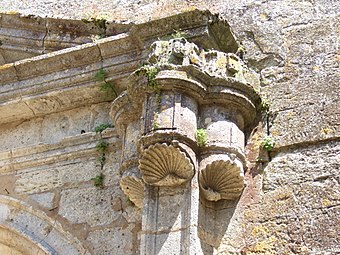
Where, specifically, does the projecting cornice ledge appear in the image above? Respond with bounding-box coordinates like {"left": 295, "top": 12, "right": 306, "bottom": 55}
{"left": 0, "top": 9, "right": 241, "bottom": 125}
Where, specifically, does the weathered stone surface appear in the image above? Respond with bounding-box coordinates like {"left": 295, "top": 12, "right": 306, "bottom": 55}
{"left": 220, "top": 0, "right": 340, "bottom": 148}
{"left": 15, "top": 159, "right": 98, "bottom": 194}
{"left": 237, "top": 141, "right": 340, "bottom": 254}
{"left": 87, "top": 225, "right": 137, "bottom": 255}
{"left": 0, "top": 196, "right": 87, "bottom": 254}
{"left": 0, "top": 225, "right": 48, "bottom": 255}
{"left": 0, "top": 3, "right": 339, "bottom": 255}
{"left": 59, "top": 187, "right": 121, "bottom": 227}
{"left": 29, "top": 192, "right": 55, "bottom": 209}
{"left": 0, "top": 103, "right": 112, "bottom": 151}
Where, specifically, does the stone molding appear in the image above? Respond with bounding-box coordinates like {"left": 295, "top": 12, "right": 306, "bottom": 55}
{"left": 0, "top": 12, "right": 131, "bottom": 64}
{"left": 0, "top": 9, "right": 238, "bottom": 126}
{"left": 0, "top": 128, "right": 118, "bottom": 174}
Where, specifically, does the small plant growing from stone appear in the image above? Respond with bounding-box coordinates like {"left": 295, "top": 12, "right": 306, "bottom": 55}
{"left": 95, "top": 123, "right": 113, "bottom": 133}
{"left": 81, "top": 17, "right": 107, "bottom": 38}
{"left": 92, "top": 123, "right": 113, "bottom": 188}
{"left": 91, "top": 173, "right": 104, "bottom": 188}
{"left": 96, "top": 139, "right": 109, "bottom": 154}
{"left": 195, "top": 128, "right": 208, "bottom": 147}
{"left": 151, "top": 109, "right": 161, "bottom": 131}
{"left": 260, "top": 98, "right": 271, "bottom": 113}
{"left": 170, "top": 30, "right": 188, "bottom": 39}
{"left": 135, "top": 65, "right": 160, "bottom": 91}
{"left": 94, "top": 69, "right": 117, "bottom": 97}
{"left": 262, "top": 135, "right": 275, "bottom": 151}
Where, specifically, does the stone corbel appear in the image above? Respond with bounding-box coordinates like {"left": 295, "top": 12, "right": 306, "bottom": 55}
{"left": 111, "top": 37, "right": 259, "bottom": 206}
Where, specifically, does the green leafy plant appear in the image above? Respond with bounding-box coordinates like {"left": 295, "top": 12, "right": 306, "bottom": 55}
{"left": 94, "top": 69, "right": 107, "bottom": 81}
{"left": 82, "top": 18, "right": 106, "bottom": 38}
{"left": 195, "top": 128, "right": 208, "bottom": 147}
{"left": 135, "top": 65, "right": 160, "bottom": 90}
{"left": 260, "top": 98, "right": 271, "bottom": 113}
{"left": 92, "top": 123, "right": 112, "bottom": 188}
{"left": 262, "top": 135, "right": 275, "bottom": 151}
{"left": 95, "top": 123, "right": 113, "bottom": 133}
{"left": 94, "top": 69, "right": 117, "bottom": 97}
{"left": 98, "top": 154, "right": 106, "bottom": 165}
{"left": 91, "top": 173, "right": 104, "bottom": 188}
{"left": 152, "top": 121, "right": 160, "bottom": 130}
{"left": 96, "top": 139, "right": 109, "bottom": 153}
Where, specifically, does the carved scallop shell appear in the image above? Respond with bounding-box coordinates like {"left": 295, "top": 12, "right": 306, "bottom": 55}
{"left": 139, "top": 143, "right": 194, "bottom": 186}
{"left": 120, "top": 176, "right": 144, "bottom": 208}
{"left": 199, "top": 160, "right": 244, "bottom": 201}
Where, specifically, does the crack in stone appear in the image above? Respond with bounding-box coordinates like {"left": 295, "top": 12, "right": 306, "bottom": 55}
{"left": 42, "top": 20, "right": 48, "bottom": 54}
{"left": 23, "top": 101, "right": 36, "bottom": 117}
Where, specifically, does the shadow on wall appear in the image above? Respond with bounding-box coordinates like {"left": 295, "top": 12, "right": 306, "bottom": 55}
{"left": 198, "top": 198, "right": 238, "bottom": 253}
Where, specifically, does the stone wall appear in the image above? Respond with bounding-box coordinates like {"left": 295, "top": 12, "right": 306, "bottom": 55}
{"left": 0, "top": 1, "right": 339, "bottom": 254}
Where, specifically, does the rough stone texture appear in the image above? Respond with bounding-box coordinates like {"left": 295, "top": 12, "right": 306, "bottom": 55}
{"left": 0, "top": 102, "right": 112, "bottom": 151}
{"left": 0, "top": 1, "right": 339, "bottom": 254}
{"left": 220, "top": 0, "right": 340, "bottom": 148}
{"left": 236, "top": 141, "right": 340, "bottom": 255}
{"left": 59, "top": 187, "right": 122, "bottom": 227}
{"left": 29, "top": 192, "right": 55, "bottom": 209}
{"left": 87, "top": 224, "right": 138, "bottom": 255}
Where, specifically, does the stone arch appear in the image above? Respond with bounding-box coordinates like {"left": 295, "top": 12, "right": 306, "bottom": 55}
{"left": 0, "top": 195, "right": 87, "bottom": 255}
{"left": 0, "top": 225, "right": 48, "bottom": 255}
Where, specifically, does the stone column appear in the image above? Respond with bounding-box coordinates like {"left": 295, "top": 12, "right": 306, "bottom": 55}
{"left": 198, "top": 105, "right": 246, "bottom": 204}
{"left": 138, "top": 86, "right": 202, "bottom": 255}
{"left": 197, "top": 105, "right": 246, "bottom": 248}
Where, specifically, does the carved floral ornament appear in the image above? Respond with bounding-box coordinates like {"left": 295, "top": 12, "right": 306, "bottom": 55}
{"left": 111, "top": 38, "right": 260, "bottom": 208}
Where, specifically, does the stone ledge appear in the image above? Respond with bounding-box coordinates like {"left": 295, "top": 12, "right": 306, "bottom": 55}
{"left": 0, "top": 10, "right": 239, "bottom": 125}
{"left": 0, "top": 12, "right": 132, "bottom": 64}
{"left": 0, "top": 128, "right": 120, "bottom": 173}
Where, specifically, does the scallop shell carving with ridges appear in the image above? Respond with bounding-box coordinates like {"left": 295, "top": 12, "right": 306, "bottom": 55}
{"left": 199, "top": 160, "right": 244, "bottom": 201}
{"left": 120, "top": 176, "right": 144, "bottom": 208}
{"left": 139, "top": 143, "right": 194, "bottom": 186}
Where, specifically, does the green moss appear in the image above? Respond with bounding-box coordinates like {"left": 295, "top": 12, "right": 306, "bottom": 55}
{"left": 91, "top": 173, "right": 104, "bottom": 188}
{"left": 170, "top": 30, "right": 188, "bottom": 39}
{"left": 82, "top": 18, "right": 106, "bottom": 38}
{"left": 195, "top": 128, "right": 208, "bottom": 147}
{"left": 260, "top": 98, "right": 271, "bottom": 113}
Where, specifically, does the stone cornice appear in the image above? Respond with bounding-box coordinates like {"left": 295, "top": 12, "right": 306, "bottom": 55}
{"left": 0, "top": 129, "right": 119, "bottom": 174}
{"left": 0, "top": 12, "right": 132, "bottom": 63}
{"left": 0, "top": 9, "right": 239, "bottom": 125}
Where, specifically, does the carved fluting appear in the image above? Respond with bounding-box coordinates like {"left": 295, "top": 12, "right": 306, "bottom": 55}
{"left": 120, "top": 176, "right": 144, "bottom": 208}
{"left": 199, "top": 160, "right": 244, "bottom": 201}
{"left": 139, "top": 143, "right": 194, "bottom": 186}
